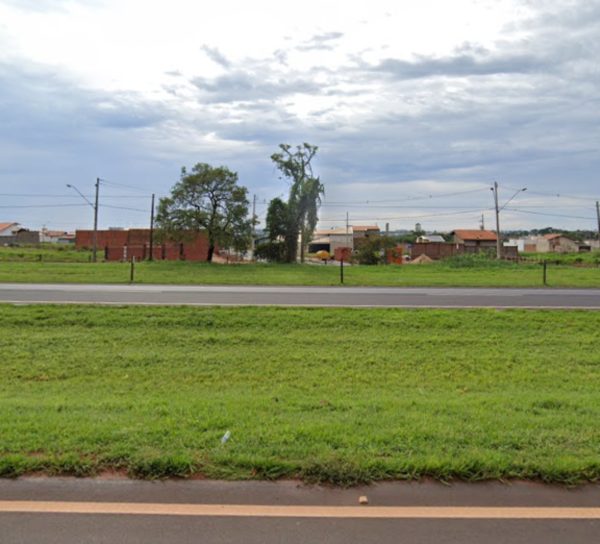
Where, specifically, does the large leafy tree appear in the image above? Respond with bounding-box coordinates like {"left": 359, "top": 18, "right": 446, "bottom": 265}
{"left": 270, "top": 143, "right": 324, "bottom": 262}
{"left": 156, "top": 163, "right": 252, "bottom": 262}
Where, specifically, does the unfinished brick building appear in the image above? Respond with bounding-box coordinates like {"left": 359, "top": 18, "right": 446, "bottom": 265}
{"left": 75, "top": 229, "right": 210, "bottom": 262}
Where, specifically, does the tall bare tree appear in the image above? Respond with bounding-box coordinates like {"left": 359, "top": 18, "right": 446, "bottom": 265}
{"left": 270, "top": 143, "right": 324, "bottom": 262}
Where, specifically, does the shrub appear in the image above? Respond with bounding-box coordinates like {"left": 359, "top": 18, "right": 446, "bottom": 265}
{"left": 254, "top": 241, "right": 287, "bottom": 262}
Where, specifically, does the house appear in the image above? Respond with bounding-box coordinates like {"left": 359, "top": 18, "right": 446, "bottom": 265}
{"left": 309, "top": 228, "right": 353, "bottom": 254}
{"left": 40, "top": 228, "right": 75, "bottom": 244}
{"left": 308, "top": 225, "right": 380, "bottom": 254}
{"left": 452, "top": 229, "right": 497, "bottom": 248}
{"left": 536, "top": 234, "right": 580, "bottom": 254}
{"left": 416, "top": 234, "right": 445, "bottom": 243}
{"left": 0, "top": 222, "right": 22, "bottom": 237}
{"left": 584, "top": 239, "right": 600, "bottom": 250}
{"left": 506, "top": 237, "right": 539, "bottom": 253}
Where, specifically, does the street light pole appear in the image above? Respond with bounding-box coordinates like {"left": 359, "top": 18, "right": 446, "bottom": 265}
{"left": 492, "top": 182, "right": 501, "bottom": 259}
{"left": 66, "top": 181, "right": 99, "bottom": 262}
{"left": 149, "top": 193, "right": 155, "bottom": 261}
{"left": 491, "top": 183, "right": 527, "bottom": 260}
{"left": 92, "top": 178, "right": 100, "bottom": 263}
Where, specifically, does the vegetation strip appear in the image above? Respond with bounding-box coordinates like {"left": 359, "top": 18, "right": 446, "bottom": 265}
{"left": 1, "top": 502, "right": 600, "bottom": 519}
{"left": 1, "top": 304, "right": 599, "bottom": 483}
{"left": 0, "top": 258, "right": 598, "bottom": 287}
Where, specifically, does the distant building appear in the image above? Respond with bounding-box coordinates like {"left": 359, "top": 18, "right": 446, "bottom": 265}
{"left": 416, "top": 234, "right": 445, "bottom": 243}
{"left": 584, "top": 239, "right": 600, "bottom": 250}
{"left": 309, "top": 228, "right": 353, "bottom": 254}
{"left": 506, "top": 236, "right": 539, "bottom": 253}
{"left": 536, "top": 233, "right": 581, "bottom": 253}
{"left": 40, "top": 228, "right": 75, "bottom": 244}
{"left": 0, "top": 222, "right": 22, "bottom": 237}
{"left": 412, "top": 229, "right": 517, "bottom": 260}
{"left": 308, "top": 225, "right": 380, "bottom": 254}
{"left": 451, "top": 229, "right": 497, "bottom": 249}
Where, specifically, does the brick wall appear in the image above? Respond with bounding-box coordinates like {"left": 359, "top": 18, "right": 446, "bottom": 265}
{"left": 79, "top": 229, "right": 211, "bottom": 262}
{"left": 334, "top": 247, "right": 352, "bottom": 261}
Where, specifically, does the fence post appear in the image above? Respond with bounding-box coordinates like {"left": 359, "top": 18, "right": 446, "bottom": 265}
{"left": 340, "top": 257, "right": 344, "bottom": 284}
{"left": 130, "top": 256, "right": 135, "bottom": 283}
{"left": 543, "top": 260, "right": 547, "bottom": 286}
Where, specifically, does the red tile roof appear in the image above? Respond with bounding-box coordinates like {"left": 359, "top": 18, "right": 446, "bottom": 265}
{"left": 543, "top": 233, "right": 562, "bottom": 240}
{"left": 0, "top": 222, "right": 18, "bottom": 233}
{"left": 453, "top": 229, "right": 497, "bottom": 241}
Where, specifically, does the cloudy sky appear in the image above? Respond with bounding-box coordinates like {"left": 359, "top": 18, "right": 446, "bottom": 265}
{"left": 1, "top": 0, "right": 598, "bottom": 233}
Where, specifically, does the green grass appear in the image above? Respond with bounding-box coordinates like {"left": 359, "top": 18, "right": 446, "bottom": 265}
{"left": 0, "top": 259, "right": 598, "bottom": 287}
{"left": 0, "top": 244, "right": 93, "bottom": 263}
{"left": 521, "top": 251, "right": 600, "bottom": 265}
{"left": 1, "top": 304, "right": 599, "bottom": 484}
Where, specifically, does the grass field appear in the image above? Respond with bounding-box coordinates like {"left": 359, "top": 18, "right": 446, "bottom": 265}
{"left": 1, "top": 304, "right": 599, "bottom": 483}
{"left": 0, "top": 259, "right": 598, "bottom": 287}
{"left": 0, "top": 244, "right": 93, "bottom": 263}
{"left": 521, "top": 251, "right": 600, "bottom": 265}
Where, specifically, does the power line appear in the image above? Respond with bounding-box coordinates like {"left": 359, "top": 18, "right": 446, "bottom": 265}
{"left": 99, "top": 179, "right": 151, "bottom": 194}
{"left": 503, "top": 186, "right": 598, "bottom": 202}
{"left": 321, "top": 204, "right": 490, "bottom": 209}
{"left": 0, "top": 193, "right": 149, "bottom": 199}
{"left": 101, "top": 204, "right": 148, "bottom": 213}
{"left": 318, "top": 209, "right": 490, "bottom": 222}
{"left": 0, "top": 203, "right": 89, "bottom": 209}
{"left": 504, "top": 208, "right": 596, "bottom": 220}
{"left": 322, "top": 187, "right": 488, "bottom": 205}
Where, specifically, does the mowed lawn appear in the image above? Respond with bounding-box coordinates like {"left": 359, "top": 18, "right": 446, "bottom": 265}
{"left": 0, "top": 260, "right": 598, "bottom": 287}
{"left": 1, "top": 304, "right": 599, "bottom": 484}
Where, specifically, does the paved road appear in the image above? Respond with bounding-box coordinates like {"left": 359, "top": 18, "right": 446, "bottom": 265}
{"left": 1, "top": 283, "right": 600, "bottom": 308}
{"left": 1, "top": 479, "right": 599, "bottom": 543}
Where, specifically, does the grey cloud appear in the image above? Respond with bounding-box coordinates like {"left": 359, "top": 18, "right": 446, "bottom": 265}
{"left": 518, "top": 0, "right": 600, "bottom": 31}
{"left": 201, "top": 45, "right": 231, "bottom": 68}
{"left": 191, "top": 70, "right": 323, "bottom": 103}
{"left": 296, "top": 31, "right": 344, "bottom": 51}
{"left": 366, "top": 52, "right": 542, "bottom": 80}
{"left": 0, "top": 63, "right": 169, "bottom": 134}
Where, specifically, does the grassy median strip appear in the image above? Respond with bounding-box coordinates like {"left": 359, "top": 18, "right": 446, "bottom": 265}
{"left": 0, "top": 260, "right": 598, "bottom": 287}
{"left": 1, "top": 304, "right": 599, "bottom": 484}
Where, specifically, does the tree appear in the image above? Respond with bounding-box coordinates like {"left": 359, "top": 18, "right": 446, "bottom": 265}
{"left": 270, "top": 143, "right": 324, "bottom": 263}
{"left": 354, "top": 237, "right": 397, "bottom": 265}
{"left": 156, "top": 163, "right": 252, "bottom": 262}
{"left": 265, "top": 197, "right": 290, "bottom": 242}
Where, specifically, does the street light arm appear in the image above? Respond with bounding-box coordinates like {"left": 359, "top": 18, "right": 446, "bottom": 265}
{"left": 499, "top": 188, "right": 527, "bottom": 211}
{"left": 66, "top": 184, "right": 95, "bottom": 209}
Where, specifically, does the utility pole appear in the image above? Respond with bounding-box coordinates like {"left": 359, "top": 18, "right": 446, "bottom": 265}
{"left": 149, "top": 193, "right": 155, "bottom": 261}
{"left": 346, "top": 211, "right": 350, "bottom": 249}
{"left": 490, "top": 182, "right": 527, "bottom": 260}
{"left": 92, "top": 177, "right": 100, "bottom": 263}
{"left": 252, "top": 194, "right": 257, "bottom": 260}
{"left": 492, "top": 181, "right": 501, "bottom": 259}
{"left": 480, "top": 214, "right": 485, "bottom": 231}
{"left": 596, "top": 201, "right": 600, "bottom": 244}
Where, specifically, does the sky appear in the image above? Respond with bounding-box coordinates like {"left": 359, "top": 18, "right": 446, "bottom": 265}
{"left": 0, "top": 0, "right": 599, "bottom": 233}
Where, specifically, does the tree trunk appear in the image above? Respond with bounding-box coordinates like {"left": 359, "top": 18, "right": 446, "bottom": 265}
{"left": 207, "top": 243, "right": 215, "bottom": 262}
{"left": 300, "top": 229, "right": 305, "bottom": 263}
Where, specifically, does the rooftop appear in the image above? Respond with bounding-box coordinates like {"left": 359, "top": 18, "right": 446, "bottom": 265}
{"left": 452, "top": 229, "right": 497, "bottom": 241}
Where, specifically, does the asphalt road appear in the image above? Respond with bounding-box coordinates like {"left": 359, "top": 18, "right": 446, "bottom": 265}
{"left": 1, "top": 283, "right": 600, "bottom": 308}
{"left": 1, "top": 479, "right": 599, "bottom": 544}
